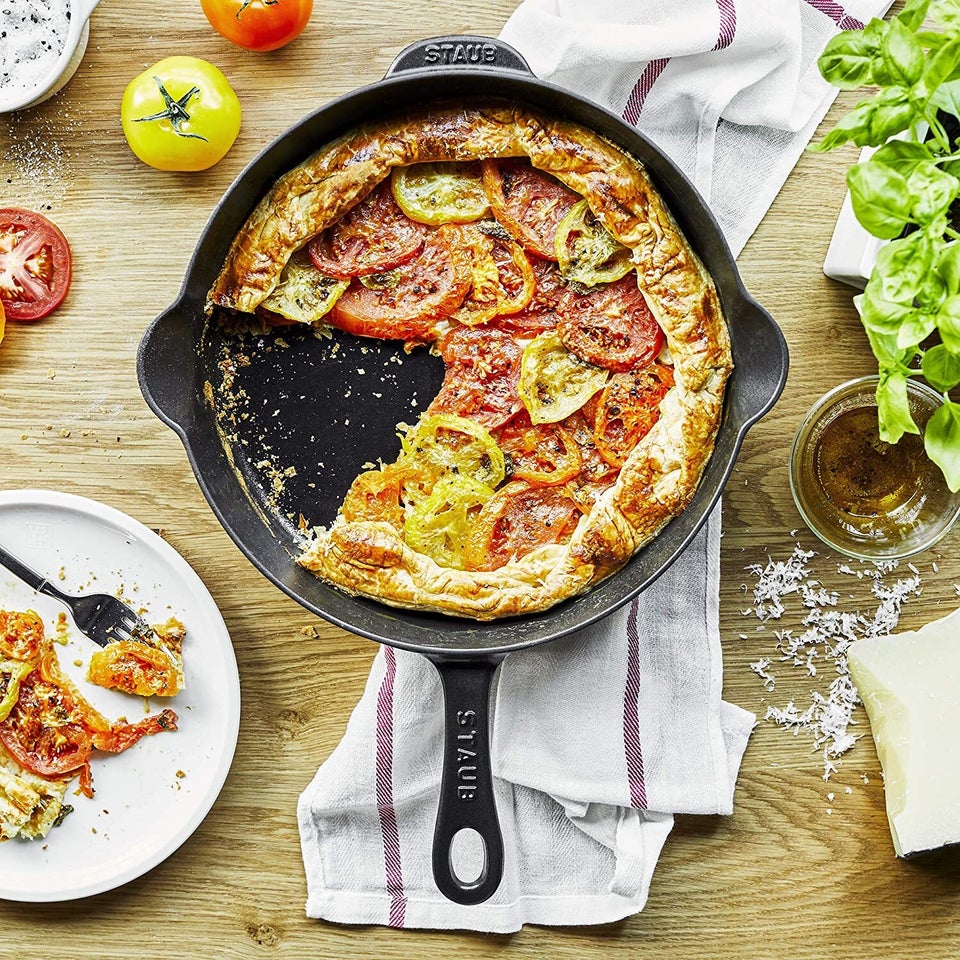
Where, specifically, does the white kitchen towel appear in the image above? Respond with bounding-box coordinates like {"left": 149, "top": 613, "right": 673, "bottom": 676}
{"left": 299, "top": 509, "right": 755, "bottom": 931}
{"left": 500, "top": 0, "right": 893, "bottom": 257}
{"left": 298, "top": 0, "right": 891, "bottom": 932}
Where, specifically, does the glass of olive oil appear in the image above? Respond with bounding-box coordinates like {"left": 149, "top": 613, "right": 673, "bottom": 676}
{"left": 790, "top": 377, "right": 960, "bottom": 559}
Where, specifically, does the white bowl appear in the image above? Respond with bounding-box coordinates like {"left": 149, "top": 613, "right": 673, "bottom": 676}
{"left": 0, "top": 0, "right": 101, "bottom": 113}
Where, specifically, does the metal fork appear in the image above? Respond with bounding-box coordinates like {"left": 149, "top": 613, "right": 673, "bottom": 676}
{"left": 0, "top": 543, "right": 151, "bottom": 647}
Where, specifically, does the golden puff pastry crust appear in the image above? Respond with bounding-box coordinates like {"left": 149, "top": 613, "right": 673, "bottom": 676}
{"left": 208, "top": 99, "right": 733, "bottom": 620}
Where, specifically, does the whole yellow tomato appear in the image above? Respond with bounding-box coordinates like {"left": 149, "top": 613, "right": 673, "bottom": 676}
{"left": 201, "top": 0, "right": 313, "bottom": 52}
{"left": 121, "top": 57, "right": 242, "bottom": 172}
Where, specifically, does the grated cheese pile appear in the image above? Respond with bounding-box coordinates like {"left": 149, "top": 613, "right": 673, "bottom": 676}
{"left": 743, "top": 546, "right": 922, "bottom": 780}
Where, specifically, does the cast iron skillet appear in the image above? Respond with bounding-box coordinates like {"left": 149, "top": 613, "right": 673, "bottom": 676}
{"left": 138, "top": 36, "right": 788, "bottom": 905}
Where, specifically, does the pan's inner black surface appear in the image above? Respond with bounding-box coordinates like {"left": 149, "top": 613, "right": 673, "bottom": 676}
{"left": 206, "top": 325, "right": 445, "bottom": 536}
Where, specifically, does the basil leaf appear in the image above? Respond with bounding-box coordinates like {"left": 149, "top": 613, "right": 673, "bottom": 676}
{"left": 847, "top": 162, "right": 913, "bottom": 237}
{"left": 896, "top": 309, "right": 939, "bottom": 348}
{"left": 878, "top": 18, "right": 925, "bottom": 88}
{"left": 937, "top": 293, "right": 960, "bottom": 350}
{"left": 877, "top": 369, "right": 920, "bottom": 443}
{"left": 863, "top": 16, "right": 890, "bottom": 50}
{"left": 818, "top": 31, "right": 879, "bottom": 88}
{"left": 897, "top": 0, "right": 932, "bottom": 31}
{"left": 938, "top": 241, "right": 960, "bottom": 296}
{"left": 870, "top": 139, "right": 935, "bottom": 177}
{"left": 924, "top": 399, "right": 960, "bottom": 491}
{"left": 907, "top": 163, "right": 960, "bottom": 223}
{"left": 930, "top": 77, "right": 960, "bottom": 119}
{"left": 864, "top": 87, "right": 915, "bottom": 144}
{"left": 918, "top": 267, "right": 948, "bottom": 311}
{"left": 931, "top": 0, "right": 960, "bottom": 30}
{"left": 922, "top": 343, "right": 960, "bottom": 391}
{"left": 859, "top": 286, "right": 915, "bottom": 335}
{"left": 859, "top": 311, "right": 918, "bottom": 368}
{"left": 873, "top": 232, "right": 936, "bottom": 301}
{"left": 921, "top": 41, "right": 960, "bottom": 102}
{"left": 811, "top": 99, "right": 878, "bottom": 151}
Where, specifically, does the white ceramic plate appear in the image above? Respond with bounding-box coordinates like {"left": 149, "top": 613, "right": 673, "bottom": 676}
{"left": 0, "top": 489, "right": 240, "bottom": 902}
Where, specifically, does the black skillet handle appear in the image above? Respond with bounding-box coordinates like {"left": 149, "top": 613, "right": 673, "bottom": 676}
{"left": 429, "top": 655, "right": 505, "bottom": 905}
{"left": 137, "top": 300, "right": 200, "bottom": 434}
{"left": 385, "top": 35, "right": 533, "bottom": 77}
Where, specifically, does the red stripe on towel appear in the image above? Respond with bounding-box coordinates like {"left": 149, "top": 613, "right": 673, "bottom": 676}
{"left": 802, "top": 0, "right": 864, "bottom": 29}
{"left": 623, "top": 598, "right": 648, "bottom": 809}
{"left": 622, "top": 0, "right": 739, "bottom": 124}
{"left": 622, "top": 57, "right": 670, "bottom": 125}
{"left": 376, "top": 646, "right": 407, "bottom": 928}
{"left": 713, "top": 0, "right": 738, "bottom": 50}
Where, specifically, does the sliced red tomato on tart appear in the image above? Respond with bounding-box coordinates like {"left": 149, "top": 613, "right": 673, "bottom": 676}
{"left": 427, "top": 325, "right": 524, "bottom": 430}
{"left": 493, "top": 410, "right": 581, "bottom": 487}
{"left": 496, "top": 256, "right": 566, "bottom": 335}
{"left": 594, "top": 363, "right": 675, "bottom": 468}
{"left": 467, "top": 480, "right": 583, "bottom": 570}
{"left": 329, "top": 225, "right": 471, "bottom": 340}
{"left": 480, "top": 159, "right": 580, "bottom": 260}
{"left": 557, "top": 274, "right": 665, "bottom": 373}
{"left": 308, "top": 182, "right": 426, "bottom": 279}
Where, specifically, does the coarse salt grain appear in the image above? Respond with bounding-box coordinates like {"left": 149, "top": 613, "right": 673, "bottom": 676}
{"left": 743, "top": 545, "right": 921, "bottom": 780}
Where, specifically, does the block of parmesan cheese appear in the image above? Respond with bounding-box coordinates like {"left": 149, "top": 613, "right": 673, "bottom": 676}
{"left": 848, "top": 605, "right": 960, "bottom": 857}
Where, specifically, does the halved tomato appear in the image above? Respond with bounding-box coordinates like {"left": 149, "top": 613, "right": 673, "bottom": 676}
{"left": 0, "top": 208, "right": 72, "bottom": 321}
{"left": 494, "top": 410, "right": 581, "bottom": 486}
{"left": 329, "top": 225, "right": 471, "bottom": 340}
{"left": 481, "top": 159, "right": 579, "bottom": 260}
{"left": 427, "top": 325, "right": 524, "bottom": 430}
{"left": 467, "top": 480, "right": 582, "bottom": 570}
{"left": 557, "top": 274, "right": 664, "bottom": 373}
{"left": 594, "top": 363, "right": 675, "bottom": 467}
{"left": 308, "top": 182, "right": 426, "bottom": 279}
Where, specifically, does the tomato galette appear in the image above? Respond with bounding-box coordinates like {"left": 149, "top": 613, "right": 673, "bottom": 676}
{"left": 0, "top": 610, "right": 178, "bottom": 841}
{"left": 208, "top": 101, "right": 732, "bottom": 619}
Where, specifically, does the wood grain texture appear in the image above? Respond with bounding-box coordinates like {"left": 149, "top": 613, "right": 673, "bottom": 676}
{"left": 2, "top": 0, "right": 960, "bottom": 956}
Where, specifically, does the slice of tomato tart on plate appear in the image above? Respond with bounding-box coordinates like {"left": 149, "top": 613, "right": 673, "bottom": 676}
{"left": 207, "top": 100, "right": 732, "bottom": 620}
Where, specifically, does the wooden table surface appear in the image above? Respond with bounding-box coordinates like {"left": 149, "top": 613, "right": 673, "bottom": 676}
{"left": 3, "top": 1, "right": 960, "bottom": 957}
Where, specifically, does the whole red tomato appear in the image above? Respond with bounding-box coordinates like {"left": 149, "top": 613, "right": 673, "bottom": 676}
{"left": 200, "top": 0, "right": 313, "bottom": 52}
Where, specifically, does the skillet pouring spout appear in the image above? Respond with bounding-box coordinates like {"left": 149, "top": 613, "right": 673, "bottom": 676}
{"left": 138, "top": 297, "right": 203, "bottom": 436}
